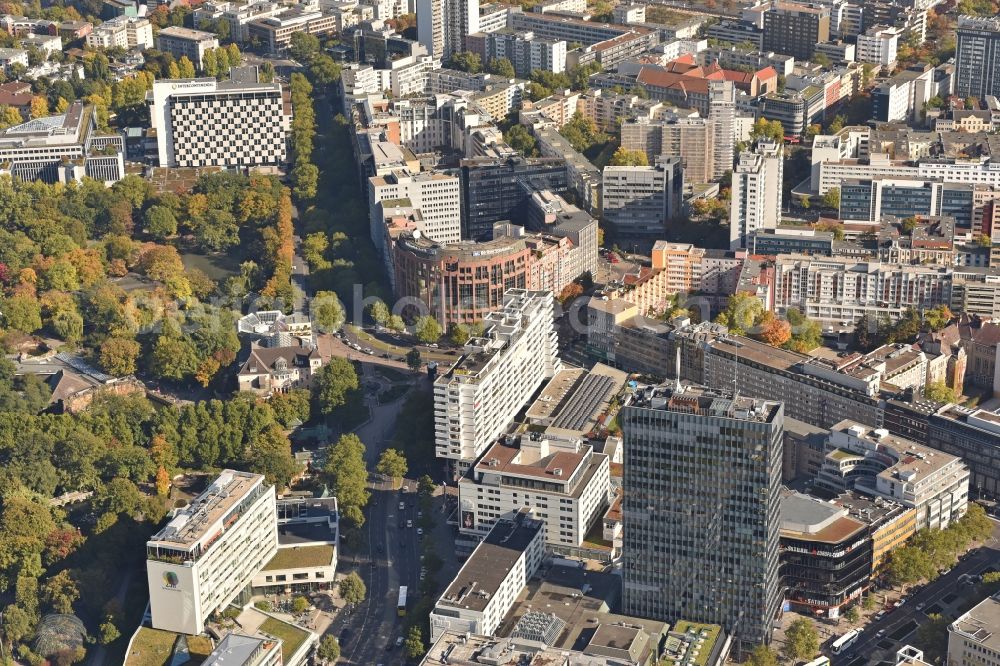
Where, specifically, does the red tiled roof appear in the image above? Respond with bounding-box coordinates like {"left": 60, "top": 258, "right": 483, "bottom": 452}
{"left": 757, "top": 65, "right": 778, "bottom": 80}
{"left": 0, "top": 82, "right": 30, "bottom": 95}
{"left": 722, "top": 70, "right": 755, "bottom": 84}
{"left": 0, "top": 91, "right": 31, "bottom": 108}
{"left": 636, "top": 66, "right": 710, "bottom": 94}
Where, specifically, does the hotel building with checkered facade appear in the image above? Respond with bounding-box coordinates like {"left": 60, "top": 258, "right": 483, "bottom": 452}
{"left": 148, "top": 68, "right": 292, "bottom": 169}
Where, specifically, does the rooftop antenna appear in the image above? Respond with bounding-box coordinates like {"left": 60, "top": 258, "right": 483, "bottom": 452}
{"left": 733, "top": 337, "right": 739, "bottom": 401}
{"left": 674, "top": 348, "right": 682, "bottom": 392}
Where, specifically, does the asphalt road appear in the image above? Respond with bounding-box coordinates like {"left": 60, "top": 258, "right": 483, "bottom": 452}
{"left": 325, "top": 366, "right": 430, "bottom": 665}
{"left": 834, "top": 518, "right": 1000, "bottom": 665}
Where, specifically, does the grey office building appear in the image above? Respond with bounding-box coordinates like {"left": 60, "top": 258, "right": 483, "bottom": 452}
{"left": 459, "top": 156, "right": 569, "bottom": 240}
{"left": 621, "top": 383, "right": 784, "bottom": 651}
{"left": 956, "top": 16, "right": 1000, "bottom": 100}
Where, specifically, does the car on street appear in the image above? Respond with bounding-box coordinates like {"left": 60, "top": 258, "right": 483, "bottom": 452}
{"left": 916, "top": 602, "right": 925, "bottom": 611}
{"left": 874, "top": 610, "right": 887, "bottom": 620}
{"left": 396, "top": 637, "right": 405, "bottom": 648}
{"left": 398, "top": 501, "right": 405, "bottom": 510}
{"left": 876, "top": 630, "right": 886, "bottom": 639}
{"left": 417, "top": 528, "right": 423, "bottom": 536}
{"left": 406, "top": 519, "right": 413, "bottom": 528}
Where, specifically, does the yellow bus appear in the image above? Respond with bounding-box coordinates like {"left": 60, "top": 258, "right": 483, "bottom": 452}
{"left": 397, "top": 586, "right": 407, "bottom": 616}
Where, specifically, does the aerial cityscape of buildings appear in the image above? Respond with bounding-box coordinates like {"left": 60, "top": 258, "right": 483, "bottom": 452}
{"left": 2, "top": 0, "right": 1000, "bottom": 664}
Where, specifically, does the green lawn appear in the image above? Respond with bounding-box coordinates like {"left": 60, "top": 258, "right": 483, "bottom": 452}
{"left": 262, "top": 545, "right": 335, "bottom": 570}
{"left": 260, "top": 618, "right": 309, "bottom": 664}
{"left": 125, "top": 628, "right": 177, "bottom": 666}
{"left": 124, "top": 628, "right": 213, "bottom": 666}
{"left": 670, "top": 621, "right": 722, "bottom": 666}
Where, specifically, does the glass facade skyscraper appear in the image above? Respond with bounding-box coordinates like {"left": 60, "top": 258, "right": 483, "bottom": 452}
{"left": 621, "top": 383, "right": 784, "bottom": 651}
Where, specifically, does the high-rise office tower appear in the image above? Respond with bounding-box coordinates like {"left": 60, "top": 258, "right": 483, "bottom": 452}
{"left": 762, "top": 2, "right": 830, "bottom": 60}
{"left": 708, "top": 80, "right": 736, "bottom": 182}
{"left": 621, "top": 117, "right": 716, "bottom": 185}
{"left": 956, "top": 16, "right": 1000, "bottom": 100}
{"left": 730, "top": 140, "right": 783, "bottom": 250}
{"left": 621, "top": 383, "right": 784, "bottom": 651}
{"left": 417, "top": 0, "right": 479, "bottom": 58}
{"left": 459, "top": 156, "right": 569, "bottom": 240}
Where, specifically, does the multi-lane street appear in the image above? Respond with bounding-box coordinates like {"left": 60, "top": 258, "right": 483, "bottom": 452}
{"left": 836, "top": 519, "right": 1000, "bottom": 665}
{"left": 325, "top": 364, "right": 454, "bottom": 665}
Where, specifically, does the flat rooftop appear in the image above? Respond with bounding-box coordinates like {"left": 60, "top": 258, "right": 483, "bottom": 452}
{"left": 667, "top": 621, "right": 725, "bottom": 666}
{"left": 525, "top": 363, "right": 628, "bottom": 436}
{"left": 0, "top": 102, "right": 89, "bottom": 149}
{"left": 710, "top": 334, "right": 807, "bottom": 373}
{"left": 834, "top": 489, "right": 908, "bottom": 526}
{"left": 525, "top": 367, "right": 584, "bottom": 422}
{"left": 421, "top": 631, "right": 631, "bottom": 665}
{"left": 631, "top": 382, "right": 782, "bottom": 424}
{"left": 780, "top": 492, "right": 866, "bottom": 543}
{"left": 158, "top": 25, "right": 218, "bottom": 41}
{"left": 951, "top": 594, "right": 1000, "bottom": 654}
{"left": 124, "top": 628, "right": 214, "bottom": 666}
{"left": 496, "top": 564, "right": 624, "bottom": 641}
{"left": 148, "top": 470, "right": 264, "bottom": 551}
{"left": 436, "top": 513, "right": 543, "bottom": 614}
{"left": 203, "top": 633, "right": 276, "bottom": 666}
{"left": 832, "top": 420, "right": 964, "bottom": 479}
{"left": 262, "top": 545, "right": 334, "bottom": 571}
{"left": 784, "top": 416, "right": 830, "bottom": 440}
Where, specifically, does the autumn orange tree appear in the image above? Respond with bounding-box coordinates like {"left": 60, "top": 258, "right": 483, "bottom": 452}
{"left": 756, "top": 312, "right": 792, "bottom": 347}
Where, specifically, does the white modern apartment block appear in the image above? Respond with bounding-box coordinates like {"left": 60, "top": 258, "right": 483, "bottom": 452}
{"left": 0, "top": 48, "right": 27, "bottom": 74}
{"left": 368, "top": 168, "right": 462, "bottom": 250}
{"left": 193, "top": 0, "right": 287, "bottom": 43}
{"left": 856, "top": 25, "right": 900, "bottom": 69}
{"left": 156, "top": 25, "right": 219, "bottom": 69}
{"left": 429, "top": 511, "right": 545, "bottom": 642}
{"left": 86, "top": 16, "right": 154, "bottom": 50}
{"left": 416, "top": 0, "right": 479, "bottom": 58}
{"left": 772, "top": 254, "right": 952, "bottom": 324}
{"left": 148, "top": 70, "right": 292, "bottom": 168}
{"left": 730, "top": 140, "right": 783, "bottom": 250}
{"left": 807, "top": 131, "right": 1000, "bottom": 195}
{"left": 434, "top": 289, "right": 561, "bottom": 471}
{"left": 468, "top": 29, "right": 567, "bottom": 76}
{"left": 458, "top": 435, "right": 610, "bottom": 547}
{"left": 948, "top": 594, "right": 1000, "bottom": 666}
{"left": 146, "top": 470, "right": 278, "bottom": 635}
{"left": 389, "top": 54, "right": 439, "bottom": 97}
{"left": 21, "top": 33, "right": 60, "bottom": 55}
{"left": 820, "top": 421, "right": 969, "bottom": 529}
